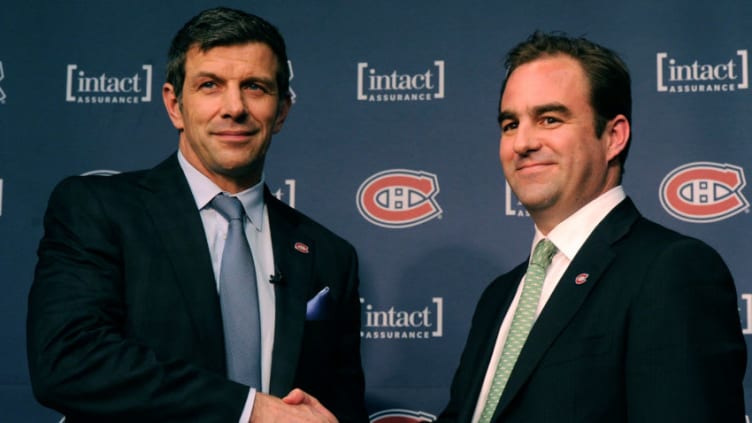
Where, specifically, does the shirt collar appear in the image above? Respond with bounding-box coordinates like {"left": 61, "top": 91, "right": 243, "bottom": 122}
{"left": 532, "top": 186, "right": 626, "bottom": 260}
{"left": 177, "top": 150, "right": 266, "bottom": 231}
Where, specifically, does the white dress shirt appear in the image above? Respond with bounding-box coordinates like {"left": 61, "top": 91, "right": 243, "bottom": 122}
{"left": 178, "top": 151, "right": 276, "bottom": 423}
{"left": 471, "top": 186, "right": 627, "bottom": 423}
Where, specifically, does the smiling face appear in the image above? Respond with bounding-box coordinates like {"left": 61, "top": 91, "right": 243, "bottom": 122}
{"left": 498, "top": 54, "right": 629, "bottom": 233}
{"left": 163, "top": 41, "right": 291, "bottom": 193}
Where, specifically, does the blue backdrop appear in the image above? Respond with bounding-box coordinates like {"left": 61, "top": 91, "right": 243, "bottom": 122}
{"left": 2, "top": 1, "right": 751, "bottom": 421}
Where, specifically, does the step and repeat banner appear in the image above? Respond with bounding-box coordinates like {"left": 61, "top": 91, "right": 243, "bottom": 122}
{"left": 1, "top": 1, "right": 750, "bottom": 421}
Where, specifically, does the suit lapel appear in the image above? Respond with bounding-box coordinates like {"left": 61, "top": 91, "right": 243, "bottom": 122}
{"left": 458, "top": 265, "right": 526, "bottom": 422}
{"left": 494, "top": 199, "right": 640, "bottom": 418}
{"left": 137, "top": 154, "right": 226, "bottom": 372}
{"left": 265, "top": 190, "right": 314, "bottom": 397}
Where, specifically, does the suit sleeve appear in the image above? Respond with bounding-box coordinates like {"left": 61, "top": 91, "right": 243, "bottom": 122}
{"left": 624, "top": 237, "right": 747, "bottom": 422}
{"left": 329, "top": 245, "right": 369, "bottom": 423}
{"left": 26, "top": 177, "right": 248, "bottom": 422}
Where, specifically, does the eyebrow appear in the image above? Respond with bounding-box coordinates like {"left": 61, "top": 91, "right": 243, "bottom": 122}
{"left": 532, "top": 103, "right": 572, "bottom": 118}
{"left": 191, "top": 71, "right": 276, "bottom": 87}
{"left": 497, "top": 110, "right": 516, "bottom": 124}
{"left": 498, "top": 102, "right": 573, "bottom": 124}
{"left": 189, "top": 71, "right": 225, "bottom": 85}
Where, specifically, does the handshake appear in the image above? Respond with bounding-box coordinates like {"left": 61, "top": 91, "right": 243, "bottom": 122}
{"left": 251, "top": 388, "right": 338, "bottom": 423}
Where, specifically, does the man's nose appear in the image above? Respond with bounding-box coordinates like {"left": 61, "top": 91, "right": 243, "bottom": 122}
{"left": 512, "top": 123, "right": 542, "bottom": 154}
{"left": 221, "top": 87, "right": 247, "bottom": 119}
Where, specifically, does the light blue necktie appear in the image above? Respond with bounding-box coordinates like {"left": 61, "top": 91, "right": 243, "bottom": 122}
{"left": 211, "top": 194, "right": 261, "bottom": 389}
{"left": 478, "top": 238, "right": 558, "bottom": 423}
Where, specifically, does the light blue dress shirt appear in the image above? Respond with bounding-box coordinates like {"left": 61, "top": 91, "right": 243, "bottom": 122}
{"left": 178, "top": 151, "right": 276, "bottom": 422}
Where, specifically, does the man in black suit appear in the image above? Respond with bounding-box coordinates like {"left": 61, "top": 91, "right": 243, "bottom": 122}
{"left": 436, "top": 32, "right": 746, "bottom": 422}
{"left": 27, "top": 7, "right": 367, "bottom": 423}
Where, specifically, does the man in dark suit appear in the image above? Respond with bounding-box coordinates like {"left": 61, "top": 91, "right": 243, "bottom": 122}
{"left": 27, "top": 7, "right": 367, "bottom": 423}
{"left": 436, "top": 32, "right": 747, "bottom": 422}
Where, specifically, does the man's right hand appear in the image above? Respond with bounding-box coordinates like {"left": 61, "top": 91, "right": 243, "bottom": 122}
{"left": 250, "top": 390, "right": 338, "bottom": 423}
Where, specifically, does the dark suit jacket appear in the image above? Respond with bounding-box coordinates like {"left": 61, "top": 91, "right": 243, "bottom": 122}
{"left": 437, "top": 198, "right": 746, "bottom": 422}
{"left": 27, "top": 154, "right": 368, "bottom": 423}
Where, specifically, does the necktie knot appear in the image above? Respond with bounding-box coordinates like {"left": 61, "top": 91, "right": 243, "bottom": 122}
{"left": 531, "top": 239, "right": 557, "bottom": 268}
{"left": 211, "top": 194, "right": 245, "bottom": 221}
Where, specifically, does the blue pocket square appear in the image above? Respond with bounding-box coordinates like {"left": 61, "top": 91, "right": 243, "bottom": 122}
{"left": 306, "top": 286, "right": 331, "bottom": 320}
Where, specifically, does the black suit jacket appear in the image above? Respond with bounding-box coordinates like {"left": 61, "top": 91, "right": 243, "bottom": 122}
{"left": 27, "top": 154, "right": 368, "bottom": 423}
{"left": 437, "top": 198, "right": 746, "bottom": 422}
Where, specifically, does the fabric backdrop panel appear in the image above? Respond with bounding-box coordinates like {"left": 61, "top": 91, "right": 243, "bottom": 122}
{"left": 1, "top": 0, "right": 750, "bottom": 420}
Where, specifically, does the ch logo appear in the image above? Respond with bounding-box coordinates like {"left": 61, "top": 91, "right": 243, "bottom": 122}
{"left": 659, "top": 162, "right": 748, "bottom": 223}
{"left": 369, "top": 409, "right": 436, "bottom": 423}
{"left": 357, "top": 169, "right": 442, "bottom": 229}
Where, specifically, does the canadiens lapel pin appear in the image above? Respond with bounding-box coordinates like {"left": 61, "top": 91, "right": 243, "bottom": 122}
{"left": 294, "top": 242, "right": 310, "bottom": 254}
{"left": 575, "top": 273, "right": 589, "bottom": 285}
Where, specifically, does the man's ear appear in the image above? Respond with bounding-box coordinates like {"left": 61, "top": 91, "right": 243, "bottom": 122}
{"left": 272, "top": 95, "right": 292, "bottom": 134}
{"left": 162, "top": 83, "right": 184, "bottom": 131}
{"left": 605, "top": 114, "right": 630, "bottom": 162}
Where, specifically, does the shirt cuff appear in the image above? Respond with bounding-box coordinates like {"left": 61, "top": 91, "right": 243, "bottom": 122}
{"left": 238, "top": 387, "right": 256, "bottom": 423}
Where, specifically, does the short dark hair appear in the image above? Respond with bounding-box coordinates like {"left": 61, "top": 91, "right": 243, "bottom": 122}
{"left": 166, "top": 7, "right": 290, "bottom": 101}
{"left": 500, "top": 31, "right": 632, "bottom": 173}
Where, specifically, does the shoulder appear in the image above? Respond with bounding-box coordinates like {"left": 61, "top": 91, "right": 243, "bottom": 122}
{"left": 602, "top": 198, "right": 723, "bottom": 263}
{"left": 266, "top": 193, "right": 356, "bottom": 252}
{"left": 629, "top": 216, "right": 723, "bottom": 260}
{"left": 48, "top": 154, "right": 179, "bottom": 202}
{"left": 614, "top": 216, "right": 732, "bottom": 294}
{"left": 47, "top": 169, "right": 149, "bottom": 208}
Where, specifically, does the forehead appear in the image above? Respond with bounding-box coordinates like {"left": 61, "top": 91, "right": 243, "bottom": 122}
{"left": 501, "top": 54, "right": 590, "bottom": 112}
{"left": 184, "top": 42, "right": 279, "bottom": 77}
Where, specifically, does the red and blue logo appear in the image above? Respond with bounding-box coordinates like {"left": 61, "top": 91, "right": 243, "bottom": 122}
{"left": 659, "top": 162, "right": 748, "bottom": 223}
{"left": 369, "top": 409, "right": 436, "bottom": 423}
{"left": 357, "top": 169, "right": 442, "bottom": 228}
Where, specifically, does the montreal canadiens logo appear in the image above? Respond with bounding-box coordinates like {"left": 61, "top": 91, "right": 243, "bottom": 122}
{"left": 369, "top": 409, "right": 436, "bottom": 423}
{"left": 357, "top": 169, "right": 442, "bottom": 228}
{"left": 659, "top": 162, "right": 748, "bottom": 223}
{"left": 80, "top": 169, "right": 120, "bottom": 176}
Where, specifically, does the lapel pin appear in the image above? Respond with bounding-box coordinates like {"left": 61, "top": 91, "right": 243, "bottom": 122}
{"left": 294, "top": 242, "right": 310, "bottom": 254}
{"left": 575, "top": 273, "right": 589, "bottom": 285}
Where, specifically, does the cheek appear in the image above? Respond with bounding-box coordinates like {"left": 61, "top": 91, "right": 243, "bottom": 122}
{"left": 499, "top": 136, "right": 513, "bottom": 161}
{"left": 183, "top": 97, "right": 216, "bottom": 123}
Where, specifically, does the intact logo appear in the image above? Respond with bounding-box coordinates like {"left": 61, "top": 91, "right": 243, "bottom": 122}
{"left": 370, "top": 409, "right": 436, "bottom": 423}
{"left": 656, "top": 49, "right": 748, "bottom": 93}
{"left": 504, "top": 181, "right": 530, "bottom": 218}
{"left": 271, "top": 178, "right": 297, "bottom": 209}
{"left": 286, "top": 60, "right": 297, "bottom": 104}
{"left": 66, "top": 64, "right": 153, "bottom": 104}
{"left": 0, "top": 61, "right": 6, "bottom": 104}
{"left": 357, "top": 60, "right": 445, "bottom": 102}
{"left": 659, "top": 162, "right": 749, "bottom": 223}
{"left": 357, "top": 169, "right": 441, "bottom": 228}
{"left": 360, "top": 297, "right": 443, "bottom": 340}
{"left": 740, "top": 293, "right": 752, "bottom": 335}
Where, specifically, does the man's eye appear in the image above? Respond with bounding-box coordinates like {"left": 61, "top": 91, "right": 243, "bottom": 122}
{"left": 245, "top": 82, "right": 266, "bottom": 92}
{"left": 199, "top": 81, "right": 216, "bottom": 89}
{"left": 502, "top": 122, "right": 518, "bottom": 132}
{"left": 542, "top": 117, "right": 560, "bottom": 125}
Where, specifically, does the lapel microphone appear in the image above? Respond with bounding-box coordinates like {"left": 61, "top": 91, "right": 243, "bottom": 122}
{"left": 269, "top": 267, "right": 285, "bottom": 284}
